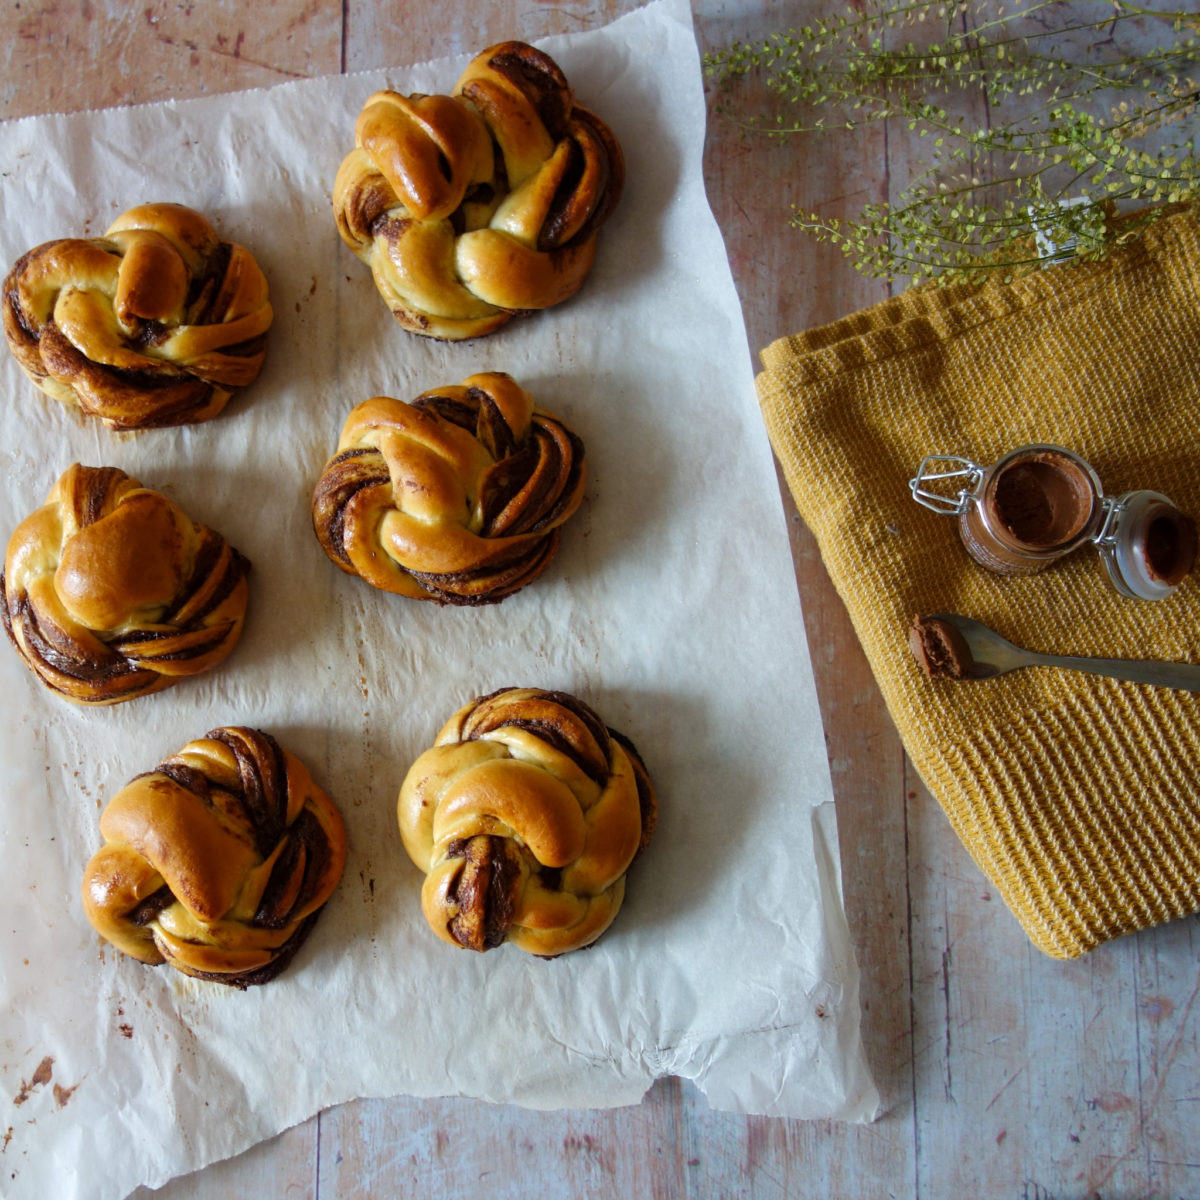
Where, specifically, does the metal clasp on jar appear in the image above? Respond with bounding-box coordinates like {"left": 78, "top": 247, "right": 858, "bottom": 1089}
{"left": 910, "top": 455, "right": 984, "bottom": 516}
{"left": 911, "top": 444, "right": 1103, "bottom": 577}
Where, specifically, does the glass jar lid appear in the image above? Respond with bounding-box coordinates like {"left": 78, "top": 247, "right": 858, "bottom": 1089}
{"left": 1094, "top": 490, "right": 1199, "bottom": 601}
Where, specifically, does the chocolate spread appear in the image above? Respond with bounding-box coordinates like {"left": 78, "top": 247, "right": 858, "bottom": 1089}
{"left": 1142, "top": 507, "right": 1199, "bottom": 586}
{"left": 991, "top": 452, "right": 1094, "bottom": 548}
{"left": 908, "top": 614, "right": 972, "bottom": 679}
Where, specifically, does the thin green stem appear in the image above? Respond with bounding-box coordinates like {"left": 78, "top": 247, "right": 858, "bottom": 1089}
{"left": 707, "top": 0, "right": 1200, "bottom": 285}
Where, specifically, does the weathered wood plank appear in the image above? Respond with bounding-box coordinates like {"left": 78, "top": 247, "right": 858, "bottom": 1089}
{"left": 318, "top": 1079, "right": 689, "bottom": 1200}
{"left": 0, "top": 1, "right": 343, "bottom": 116}
{"left": 696, "top": 7, "right": 922, "bottom": 1195}
{"left": 1131, "top": 920, "right": 1200, "bottom": 1198}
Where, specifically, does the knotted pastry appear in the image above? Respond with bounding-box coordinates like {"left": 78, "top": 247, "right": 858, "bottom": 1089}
{"left": 2, "top": 202, "right": 272, "bottom": 429}
{"left": 81, "top": 727, "right": 347, "bottom": 988}
{"left": 1, "top": 463, "right": 250, "bottom": 705}
{"left": 398, "top": 687, "right": 656, "bottom": 957}
{"left": 312, "top": 371, "right": 585, "bottom": 605}
{"left": 333, "top": 41, "right": 624, "bottom": 340}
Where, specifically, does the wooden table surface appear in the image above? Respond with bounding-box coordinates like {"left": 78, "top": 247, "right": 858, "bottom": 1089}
{"left": 4, "top": 3, "right": 1198, "bottom": 1198}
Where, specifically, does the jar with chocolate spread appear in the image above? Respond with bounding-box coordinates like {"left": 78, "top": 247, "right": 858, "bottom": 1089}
{"left": 910, "top": 444, "right": 1197, "bottom": 600}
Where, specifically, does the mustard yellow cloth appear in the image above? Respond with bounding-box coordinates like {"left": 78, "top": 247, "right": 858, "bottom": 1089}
{"left": 757, "top": 206, "right": 1200, "bottom": 958}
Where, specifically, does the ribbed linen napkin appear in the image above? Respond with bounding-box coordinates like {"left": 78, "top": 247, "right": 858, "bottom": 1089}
{"left": 756, "top": 205, "right": 1200, "bottom": 958}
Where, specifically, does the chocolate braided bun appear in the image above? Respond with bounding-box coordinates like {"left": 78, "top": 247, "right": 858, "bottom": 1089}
{"left": 1, "top": 464, "right": 249, "bottom": 705}
{"left": 311, "top": 371, "right": 585, "bottom": 605}
{"left": 81, "top": 727, "right": 347, "bottom": 988}
{"left": 333, "top": 41, "right": 624, "bottom": 340}
{"left": 2, "top": 203, "right": 272, "bottom": 429}
{"left": 398, "top": 688, "right": 656, "bottom": 957}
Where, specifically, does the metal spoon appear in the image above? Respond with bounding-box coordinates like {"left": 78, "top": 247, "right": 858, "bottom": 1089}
{"left": 913, "top": 613, "right": 1200, "bottom": 692}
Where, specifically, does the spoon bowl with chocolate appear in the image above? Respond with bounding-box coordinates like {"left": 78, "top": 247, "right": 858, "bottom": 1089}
{"left": 909, "top": 613, "right": 1200, "bottom": 692}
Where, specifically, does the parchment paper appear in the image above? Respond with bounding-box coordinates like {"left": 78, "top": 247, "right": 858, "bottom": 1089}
{"left": 0, "top": 2, "right": 878, "bottom": 1195}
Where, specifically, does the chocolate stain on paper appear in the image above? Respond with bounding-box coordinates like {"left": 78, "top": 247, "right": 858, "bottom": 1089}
{"left": 12, "top": 1056, "right": 53, "bottom": 1106}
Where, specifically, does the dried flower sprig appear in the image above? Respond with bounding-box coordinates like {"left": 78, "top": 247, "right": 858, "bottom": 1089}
{"left": 705, "top": 1, "right": 1200, "bottom": 285}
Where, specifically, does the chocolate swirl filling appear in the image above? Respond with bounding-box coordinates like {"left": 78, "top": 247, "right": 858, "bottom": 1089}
{"left": 89, "top": 727, "right": 347, "bottom": 989}
{"left": 2, "top": 478, "right": 250, "bottom": 704}
{"left": 443, "top": 834, "right": 522, "bottom": 951}
{"left": 311, "top": 376, "right": 585, "bottom": 605}
{"left": 2, "top": 207, "right": 271, "bottom": 429}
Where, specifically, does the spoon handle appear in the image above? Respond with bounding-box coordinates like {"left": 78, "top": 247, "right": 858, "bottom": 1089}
{"left": 1030, "top": 652, "right": 1200, "bottom": 692}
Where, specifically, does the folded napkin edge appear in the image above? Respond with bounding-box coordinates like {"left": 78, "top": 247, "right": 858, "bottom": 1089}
{"left": 759, "top": 203, "right": 1199, "bottom": 385}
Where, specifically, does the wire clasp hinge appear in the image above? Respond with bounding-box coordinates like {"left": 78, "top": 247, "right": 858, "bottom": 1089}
{"left": 909, "top": 455, "right": 983, "bottom": 516}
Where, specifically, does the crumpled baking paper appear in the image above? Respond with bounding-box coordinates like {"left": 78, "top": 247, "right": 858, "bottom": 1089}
{"left": 0, "top": 1, "right": 878, "bottom": 1195}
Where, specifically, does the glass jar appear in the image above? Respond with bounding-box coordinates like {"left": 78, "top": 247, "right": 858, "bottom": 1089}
{"left": 910, "top": 444, "right": 1197, "bottom": 600}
